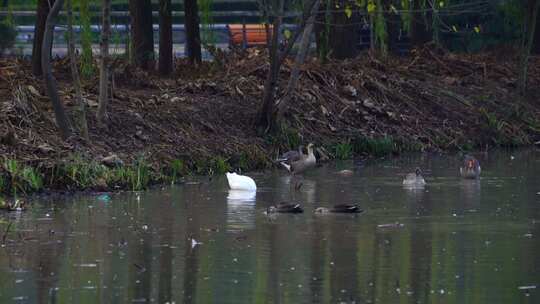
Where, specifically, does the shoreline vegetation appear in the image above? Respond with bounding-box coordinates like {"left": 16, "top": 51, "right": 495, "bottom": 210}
{"left": 1, "top": 47, "right": 539, "bottom": 198}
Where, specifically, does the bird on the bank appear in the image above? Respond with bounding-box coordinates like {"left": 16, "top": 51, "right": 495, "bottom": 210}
{"left": 460, "top": 155, "right": 481, "bottom": 179}
{"left": 314, "top": 204, "right": 363, "bottom": 214}
{"left": 226, "top": 172, "right": 257, "bottom": 191}
{"left": 402, "top": 168, "right": 426, "bottom": 186}
{"left": 266, "top": 202, "right": 304, "bottom": 214}
{"left": 278, "top": 143, "right": 316, "bottom": 174}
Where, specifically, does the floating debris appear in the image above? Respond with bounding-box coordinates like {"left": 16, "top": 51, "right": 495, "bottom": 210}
{"left": 377, "top": 222, "right": 404, "bottom": 229}
{"left": 518, "top": 285, "right": 537, "bottom": 290}
{"left": 97, "top": 194, "right": 111, "bottom": 203}
{"left": 191, "top": 238, "right": 202, "bottom": 248}
{"left": 337, "top": 169, "right": 354, "bottom": 177}
{"left": 74, "top": 263, "right": 98, "bottom": 268}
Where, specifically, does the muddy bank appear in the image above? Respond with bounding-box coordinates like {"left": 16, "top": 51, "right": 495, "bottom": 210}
{"left": 0, "top": 47, "right": 539, "bottom": 195}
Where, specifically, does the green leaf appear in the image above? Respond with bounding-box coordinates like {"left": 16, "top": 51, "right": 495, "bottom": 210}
{"left": 284, "top": 29, "right": 292, "bottom": 39}
{"left": 345, "top": 5, "right": 352, "bottom": 18}
{"left": 367, "top": 3, "right": 376, "bottom": 14}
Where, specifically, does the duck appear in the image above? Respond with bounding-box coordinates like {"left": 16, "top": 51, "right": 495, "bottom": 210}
{"left": 314, "top": 204, "right": 363, "bottom": 214}
{"left": 266, "top": 202, "right": 304, "bottom": 214}
{"left": 0, "top": 199, "right": 26, "bottom": 212}
{"left": 402, "top": 168, "right": 426, "bottom": 186}
{"left": 460, "top": 155, "right": 481, "bottom": 179}
{"left": 279, "top": 143, "right": 316, "bottom": 174}
{"left": 225, "top": 172, "right": 256, "bottom": 191}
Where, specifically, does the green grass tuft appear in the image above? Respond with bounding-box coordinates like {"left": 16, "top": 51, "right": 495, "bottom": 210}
{"left": 334, "top": 142, "right": 353, "bottom": 160}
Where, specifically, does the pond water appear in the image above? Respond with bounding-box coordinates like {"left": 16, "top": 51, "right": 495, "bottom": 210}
{"left": 1, "top": 150, "right": 539, "bottom": 303}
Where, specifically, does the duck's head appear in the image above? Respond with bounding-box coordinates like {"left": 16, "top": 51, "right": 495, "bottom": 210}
{"left": 314, "top": 207, "right": 330, "bottom": 213}
{"left": 415, "top": 167, "right": 423, "bottom": 176}
{"left": 464, "top": 156, "right": 478, "bottom": 169}
{"left": 307, "top": 143, "right": 315, "bottom": 153}
{"left": 266, "top": 206, "right": 277, "bottom": 214}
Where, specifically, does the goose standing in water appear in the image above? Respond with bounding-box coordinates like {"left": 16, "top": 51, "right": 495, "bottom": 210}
{"left": 277, "top": 145, "right": 304, "bottom": 164}
{"left": 279, "top": 143, "right": 316, "bottom": 175}
{"left": 460, "top": 155, "right": 481, "bottom": 179}
{"left": 402, "top": 168, "right": 426, "bottom": 186}
{"left": 226, "top": 172, "right": 257, "bottom": 191}
{"left": 315, "top": 204, "right": 363, "bottom": 214}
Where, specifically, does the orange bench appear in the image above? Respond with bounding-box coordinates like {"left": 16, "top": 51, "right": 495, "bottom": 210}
{"left": 228, "top": 24, "right": 273, "bottom": 47}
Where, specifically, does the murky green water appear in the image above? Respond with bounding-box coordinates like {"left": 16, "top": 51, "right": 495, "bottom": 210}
{"left": 1, "top": 150, "right": 539, "bottom": 303}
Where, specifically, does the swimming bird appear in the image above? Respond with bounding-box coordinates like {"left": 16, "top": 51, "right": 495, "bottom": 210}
{"left": 279, "top": 143, "right": 316, "bottom": 175}
{"left": 402, "top": 168, "right": 426, "bottom": 186}
{"left": 460, "top": 155, "right": 481, "bottom": 179}
{"left": 225, "top": 172, "right": 257, "bottom": 191}
{"left": 266, "top": 202, "right": 304, "bottom": 214}
{"left": 314, "top": 204, "right": 363, "bottom": 214}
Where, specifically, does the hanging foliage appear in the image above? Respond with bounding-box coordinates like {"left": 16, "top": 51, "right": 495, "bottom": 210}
{"left": 369, "top": 0, "right": 387, "bottom": 55}
{"left": 400, "top": 0, "right": 411, "bottom": 33}
{"left": 199, "top": 0, "right": 215, "bottom": 45}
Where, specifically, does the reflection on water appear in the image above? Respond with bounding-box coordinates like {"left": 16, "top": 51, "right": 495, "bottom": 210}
{"left": 1, "top": 149, "right": 539, "bottom": 303}
{"left": 227, "top": 190, "right": 256, "bottom": 232}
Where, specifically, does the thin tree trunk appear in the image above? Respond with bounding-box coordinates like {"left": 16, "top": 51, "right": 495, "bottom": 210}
{"left": 97, "top": 0, "right": 111, "bottom": 124}
{"left": 42, "top": 0, "right": 71, "bottom": 139}
{"left": 184, "top": 0, "right": 202, "bottom": 64}
{"left": 275, "top": 0, "right": 321, "bottom": 124}
{"left": 255, "top": 0, "right": 284, "bottom": 135}
{"left": 32, "top": 0, "right": 54, "bottom": 76}
{"left": 255, "top": 0, "right": 317, "bottom": 134}
{"left": 519, "top": 0, "right": 540, "bottom": 95}
{"left": 66, "top": 0, "right": 89, "bottom": 140}
{"left": 129, "top": 0, "right": 154, "bottom": 69}
{"left": 159, "top": 0, "right": 173, "bottom": 75}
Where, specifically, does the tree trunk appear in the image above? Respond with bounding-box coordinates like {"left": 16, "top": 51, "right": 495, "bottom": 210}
{"left": 129, "top": 0, "right": 154, "bottom": 70}
{"left": 67, "top": 0, "right": 89, "bottom": 140}
{"left": 328, "top": 0, "right": 359, "bottom": 59}
{"left": 97, "top": 0, "right": 111, "bottom": 124}
{"left": 255, "top": 0, "right": 284, "bottom": 135}
{"left": 519, "top": 0, "right": 540, "bottom": 94}
{"left": 255, "top": 0, "right": 317, "bottom": 134}
{"left": 32, "top": 0, "right": 54, "bottom": 76}
{"left": 275, "top": 0, "right": 321, "bottom": 124}
{"left": 42, "top": 0, "right": 71, "bottom": 140}
{"left": 184, "top": 0, "right": 202, "bottom": 64}
{"left": 159, "top": 0, "right": 173, "bottom": 75}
